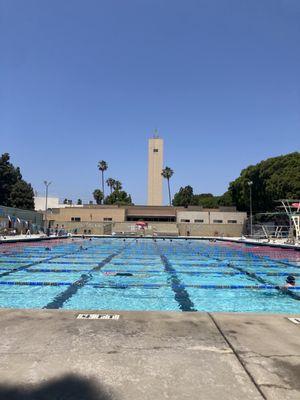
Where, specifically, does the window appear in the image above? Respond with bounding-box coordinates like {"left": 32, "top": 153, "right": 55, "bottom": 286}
{"left": 213, "top": 219, "right": 223, "bottom": 224}
{"left": 71, "top": 217, "right": 81, "bottom": 222}
{"left": 153, "top": 149, "right": 159, "bottom": 152}
{"left": 180, "top": 219, "right": 190, "bottom": 223}
{"left": 228, "top": 220, "right": 237, "bottom": 224}
{"left": 194, "top": 219, "right": 204, "bottom": 223}
{"left": 103, "top": 217, "right": 112, "bottom": 221}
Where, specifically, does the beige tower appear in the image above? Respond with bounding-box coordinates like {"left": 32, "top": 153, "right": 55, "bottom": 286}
{"left": 147, "top": 136, "right": 163, "bottom": 206}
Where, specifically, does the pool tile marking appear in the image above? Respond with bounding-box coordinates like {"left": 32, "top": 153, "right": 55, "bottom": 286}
{"left": 44, "top": 246, "right": 128, "bottom": 309}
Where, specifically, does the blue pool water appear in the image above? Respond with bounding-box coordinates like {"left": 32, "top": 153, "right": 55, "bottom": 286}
{"left": 0, "top": 237, "right": 299, "bottom": 313}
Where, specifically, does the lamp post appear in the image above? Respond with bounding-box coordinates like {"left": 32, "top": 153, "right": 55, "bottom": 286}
{"left": 247, "top": 181, "right": 253, "bottom": 237}
{"left": 44, "top": 181, "right": 52, "bottom": 234}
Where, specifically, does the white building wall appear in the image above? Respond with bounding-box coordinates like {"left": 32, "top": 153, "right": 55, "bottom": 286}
{"left": 34, "top": 197, "right": 60, "bottom": 211}
{"left": 176, "top": 210, "right": 247, "bottom": 224}
{"left": 209, "top": 211, "right": 247, "bottom": 224}
{"left": 177, "top": 211, "right": 209, "bottom": 224}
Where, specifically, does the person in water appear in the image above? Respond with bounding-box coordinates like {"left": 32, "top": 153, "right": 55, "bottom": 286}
{"left": 284, "top": 275, "right": 296, "bottom": 288}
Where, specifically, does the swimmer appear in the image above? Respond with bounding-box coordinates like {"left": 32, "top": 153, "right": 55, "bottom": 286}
{"left": 45, "top": 247, "right": 51, "bottom": 251}
{"left": 284, "top": 275, "right": 296, "bottom": 288}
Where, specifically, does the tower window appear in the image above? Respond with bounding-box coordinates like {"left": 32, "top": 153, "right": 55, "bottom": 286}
{"left": 153, "top": 149, "right": 159, "bottom": 152}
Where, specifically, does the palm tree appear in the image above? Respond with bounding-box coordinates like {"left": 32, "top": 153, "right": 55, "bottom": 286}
{"left": 106, "top": 178, "right": 116, "bottom": 194}
{"left": 93, "top": 189, "right": 104, "bottom": 205}
{"left": 161, "top": 166, "right": 174, "bottom": 206}
{"left": 98, "top": 160, "right": 108, "bottom": 203}
{"left": 113, "top": 180, "right": 122, "bottom": 191}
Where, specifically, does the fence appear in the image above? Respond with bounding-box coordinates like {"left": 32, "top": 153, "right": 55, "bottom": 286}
{"left": 50, "top": 221, "right": 246, "bottom": 237}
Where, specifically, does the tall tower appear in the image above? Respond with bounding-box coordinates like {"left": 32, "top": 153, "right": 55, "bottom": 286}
{"left": 147, "top": 135, "right": 163, "bottom": 206}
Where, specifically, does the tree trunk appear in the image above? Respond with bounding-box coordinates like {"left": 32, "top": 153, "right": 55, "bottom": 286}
{"left": 101, "top": 171, "right": 105, "bottom": 204}
{"left": 167, "top": 178, "right": 172, "bottom": 206}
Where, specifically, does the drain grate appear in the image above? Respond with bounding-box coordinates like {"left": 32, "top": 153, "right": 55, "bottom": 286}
{"left": 77, "top": 313, "right": 120, "bottom": 320}
{"left": 287, "top": 317, "right": 300, "bottom": 324}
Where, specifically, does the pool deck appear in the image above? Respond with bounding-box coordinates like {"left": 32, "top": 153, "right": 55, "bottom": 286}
{"left": 0, "top": 309, "right": 299, "bottom": 400}
{"left": 0, "top": 234, "right": 69, "bottom": 244}
{"left": 213, "top": 237, "right": 300, "bottom": 251}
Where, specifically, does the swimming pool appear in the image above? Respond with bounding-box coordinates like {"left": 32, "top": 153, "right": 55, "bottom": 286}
{"left": 0, "top": 237, "right": 299, "bottom": 313}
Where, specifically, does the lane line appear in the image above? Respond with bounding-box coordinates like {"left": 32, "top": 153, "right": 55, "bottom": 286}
{"left": 44, "top": 246, "right": 128, "bottom": 309}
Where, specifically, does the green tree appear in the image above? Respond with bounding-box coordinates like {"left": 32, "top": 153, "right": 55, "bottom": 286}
{"left": 192, "top": 193, "right": 219, "bottom": 208}
{"left": 172, "top": 185, "right": 194, "bottom": 207}
{"left": 9, "top": 180, "right": 35, "bottom": 210}
{"left": 77, "top": 199, "right": 82, "bottom": 205}
{"left": 161, "top": 166, "right": 174, "bottom": 206}
{"left": 104, "top": 190, "right": 132, "bottom": 205}
{"left": 0, "top": 153, "right": 34, "bottom": 210}
{"left": 218, "top": 191, "right": 233, "bottom": 207}
{"left": 93, "top": 189, "right": 104, "bottom": 205}
{"left": 98, "top": 160, "right": 108, "bottom": 203}
{"left": 228, "top": 152, "right": 300, "bottom": 212}
{"left": 172, "top": 187, "right": 232, "bottom": 209}
{"left": 112, "top": 180, "right": 122, "bottom": 191}
{"left": 106, "top": 178, "right": 116, "bottom": 194}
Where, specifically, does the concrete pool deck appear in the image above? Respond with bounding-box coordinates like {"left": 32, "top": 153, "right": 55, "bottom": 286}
{"left": 0, "top": 234, "right": 69, "bottom": 244}
{"left": 0, "top": 309, "right": 299, "bottom": 400}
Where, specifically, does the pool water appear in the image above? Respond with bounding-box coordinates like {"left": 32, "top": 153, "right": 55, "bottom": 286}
{"left": 0, "top": 238, "right": 299, "bottom": 313}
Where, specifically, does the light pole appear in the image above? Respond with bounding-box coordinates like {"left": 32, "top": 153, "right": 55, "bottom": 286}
{"left": 44, "top": 181, "right": 52, "bottom": 234}
{"left": 247, "top": 181, "right": 253, "bottom": 237}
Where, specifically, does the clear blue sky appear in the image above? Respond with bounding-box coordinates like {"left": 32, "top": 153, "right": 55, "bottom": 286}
{"left": 1, "top": 0, "right": 299, "bottom": 204}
